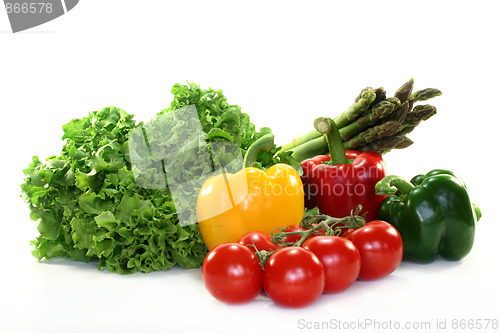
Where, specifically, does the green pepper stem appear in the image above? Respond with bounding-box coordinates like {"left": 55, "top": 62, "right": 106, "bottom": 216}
{"left": 375, "top": 175, "right": 415, "bottom": 196}
{"left": 473, "top": 203, "right": 482, "bottom": 221}
{"left": 243, "top": 133, "right": 275, "bottom": 168}
{"left": 314, "top": 117, "right": 348, "bottom": 165}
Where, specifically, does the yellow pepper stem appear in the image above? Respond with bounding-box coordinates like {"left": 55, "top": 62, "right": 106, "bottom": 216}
{"left": 244, "top": 133, "right": 275, "bottom": 168}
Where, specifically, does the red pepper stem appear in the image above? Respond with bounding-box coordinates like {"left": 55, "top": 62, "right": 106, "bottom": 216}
{"left": 314, "top": 117, "right": 348, "bottom": 165}
{"left": 243, "top": 133, "right": 275, "bottom": 168}
{"left": 375, "top": 175, "right": 415, "bottom": 196}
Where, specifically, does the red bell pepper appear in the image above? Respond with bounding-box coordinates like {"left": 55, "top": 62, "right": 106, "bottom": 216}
{"left": 301, "top": 117, "right": 387, "bottom": 222}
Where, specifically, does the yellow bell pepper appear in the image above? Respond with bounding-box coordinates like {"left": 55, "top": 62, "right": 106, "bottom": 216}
{"left": 196, "top": 135, "right": 304, "bottom": 250}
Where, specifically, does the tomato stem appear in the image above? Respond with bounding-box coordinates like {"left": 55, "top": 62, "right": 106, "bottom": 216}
{"left": 271, "top": 205, "right": 366, "bottom": 247}
{"left": 253, "top": 249, "right": 276, "bottom": 270}
{"left": 252, "top": 207, "right": 366, "bottom": 269}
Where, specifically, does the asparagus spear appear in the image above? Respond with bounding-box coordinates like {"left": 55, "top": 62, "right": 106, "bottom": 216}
{"left": 384, "top": 100, "right": 409, "bottom": 124}
{"left": 408, "top": 88, "right": 442, "bottom": 109}
{"left": 359, "top": 135, "right": 413, "bottom": 154}
{"left": 409, "top": 88, "right": 442, "bottom": 102}
{"left": 367, "top": 87, "right": 387, "bottom": 112}
{"left": 355, "top": 87, "right": 386, "bottom": 107}
{"left": 334, "top": 89, "right": 377, "bottom": 128}
{"left": 289, "top": 135, "right": 328, "bottom": 162}
{"left": 339, "top": 100, "right": 395, "bottom": 140}
{"left": 394, "top": 136, "right": 414, "bottom": 149}
{"left": 278, "top": 129, "right": 322, "bottom": 153}
{"left": 343, "top": 121, "right": 402, "bottom": 150}
{"left": 397, "top": 104, "right": 437, "bottom": 136}
{"left": 354, "top": 87, "right": 373, "bottom": 103}
{"left": 373, "top": 87, "right": 387, "bottom": 106}
{"left": 394, "top": 78, "right": 414, "bottom": 104}
{"left": 385, "top": 97, "right": 401, "bottom": 110}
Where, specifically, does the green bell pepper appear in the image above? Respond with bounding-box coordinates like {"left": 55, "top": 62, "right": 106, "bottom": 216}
{"left": 375, "top": 169, "right": 481, "bottom": 264}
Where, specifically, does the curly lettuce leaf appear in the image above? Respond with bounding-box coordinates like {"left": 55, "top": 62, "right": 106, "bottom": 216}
{"left": 22, "top": 106, "right": 208, "bottom": 274}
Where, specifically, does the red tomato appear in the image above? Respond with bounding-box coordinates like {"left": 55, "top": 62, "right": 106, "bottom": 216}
{"left": 344, "top": 220, "right": 403, "bottom": 281}
{"left": 202, "top": 243, "right": 263, "bottom": 304}
{"left": 302, "top": 236, "right": 361, "bottom": 293}
{"left": 263, "top": 247, "right": 325, "bottom": 308}
{"left": 238, "top": 231, "right": 278, "bottom": 253}
{"left": 342, "top": 227, "right": 355, "bottom": 237}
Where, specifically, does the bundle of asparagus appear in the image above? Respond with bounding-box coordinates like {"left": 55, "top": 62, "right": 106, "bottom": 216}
{"left": 279, "top": 78, "right": 441, "bottom": 162}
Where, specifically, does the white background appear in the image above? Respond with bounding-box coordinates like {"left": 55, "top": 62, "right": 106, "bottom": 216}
{"left": 1, "top": 1, "right": 499, "bottom": 332}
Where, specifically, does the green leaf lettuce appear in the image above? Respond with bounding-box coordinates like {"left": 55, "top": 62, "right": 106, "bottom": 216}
{"left": 21, "top": 82, "right": 290, "bottom": 274}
